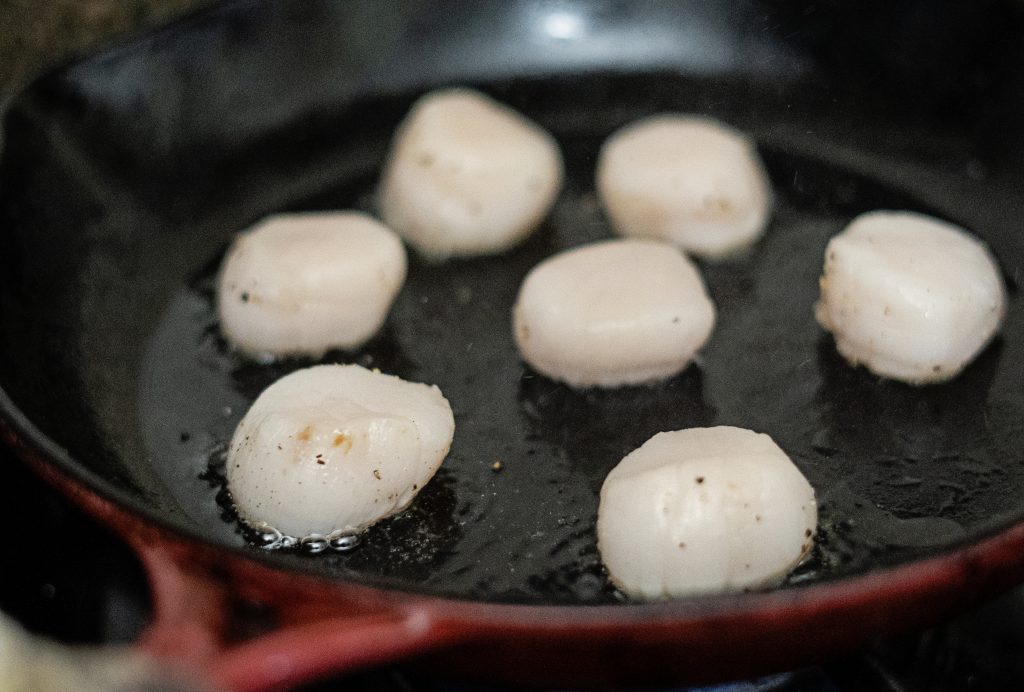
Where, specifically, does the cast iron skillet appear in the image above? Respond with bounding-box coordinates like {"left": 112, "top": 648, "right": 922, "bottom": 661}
{"left": 2, "top": 0, "right": 1024, "bottom": 688}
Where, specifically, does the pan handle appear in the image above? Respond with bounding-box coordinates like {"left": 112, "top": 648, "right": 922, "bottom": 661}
{"left": 131, "top": 539, "right": 462, "bottom": 692}
{"left": 211, "top": 609, "right": 441, "bottom": 691}
{"left": 5, "top": 441, "right": 463, "bottom": 690}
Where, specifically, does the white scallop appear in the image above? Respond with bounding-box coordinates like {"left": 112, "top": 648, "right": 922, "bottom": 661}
{"left": 217, "top": 212, "right": 407, "bottom": 361}
{"left": 226, "top": 364, "right": 454, "bottom": 538}
{"left": 513, "top": 239, "right": 715, "bottom": 388}
{"left": 815, "top": 210, "right": 1006, "bottom": 384}
{"left": 378, "top": 87, "right": 564, "bottom": 259}
{"left": 597, "top": 427, "right": 817, "bottom": 599}
{"left": 597, "top": 115, "right": 772, "bottom": 258}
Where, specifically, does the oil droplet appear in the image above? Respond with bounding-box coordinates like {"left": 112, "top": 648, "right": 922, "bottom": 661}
{"left": 328, "top": 530, "right": 361, "bottom": 552}
{"left": 253, "top": 523, "right": 285, "bottom": 549}
{"left": 301, "top": 534, "right": 329, "bottom": 554}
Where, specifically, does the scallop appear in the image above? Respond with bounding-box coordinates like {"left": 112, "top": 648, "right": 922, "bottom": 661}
{"left": 217, "top": 212, "right": 407, "bottom": 361}
{"left": 597, "top": 427, "right": 817, "bottom": 599}
{"left": 816, "top": 210, "right": 1006, "bottom": 384}
{"left": 596, "top": 115, "right": 772, "bottom": 258}
{"left": 512, "top": 239, "right": 715, "bottom": 388}
{"left": 226, "top": 364, "right": 454, "bottom": 539}
{"left": 378, "top": 87, "right": 564, "bottom": 259}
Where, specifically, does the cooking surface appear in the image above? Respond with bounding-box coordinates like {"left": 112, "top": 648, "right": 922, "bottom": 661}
{"left": 138, "top": 99, "right": 1023, "bottom": 603}
{"left": 2, "top": 57, "right": 1023, "bottom": 602}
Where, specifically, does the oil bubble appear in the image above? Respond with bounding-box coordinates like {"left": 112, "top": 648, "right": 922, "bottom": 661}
{"left": 253, "top": 523, "right": 285, "bottom": 549}
{"left": 301, "top": 534, "right": 330, "bottom": 554}
{"left": 328, "top": 530, "right": 362, "bottom": 552}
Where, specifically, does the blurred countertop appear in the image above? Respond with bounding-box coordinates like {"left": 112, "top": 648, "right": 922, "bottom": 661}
{"left": 0, "top": 0, "right": 212, "bottom": 98}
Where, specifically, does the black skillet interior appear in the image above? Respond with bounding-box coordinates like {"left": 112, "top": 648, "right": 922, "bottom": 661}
{"left": 1, "top": 0, "right": 1023, "bottom": 606}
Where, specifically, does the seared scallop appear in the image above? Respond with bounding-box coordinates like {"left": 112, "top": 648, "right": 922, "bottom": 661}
{"left": 378, "top": 87, "right": 564, "bottom": 259}
{"left": 597, "top": 115, "right": 772, "bottom": 258}
{"left": 513, "top": 239, "right": 715, "bottom": 388}
{"left": 597, "top": 427, "right": 817, "bottom": 599}
{"left": 217, "top": 212, "right": 406, "bottom": 361}
{"left": 226, "top": 364, "right": 454, "bottom": 539}
{"left": 816, "top": 210, "right": 1006, "bottom": 384}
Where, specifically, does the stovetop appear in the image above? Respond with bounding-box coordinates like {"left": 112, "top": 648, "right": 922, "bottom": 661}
{"left": 3, "top": 442, "right": 1024, "bottom": 691}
